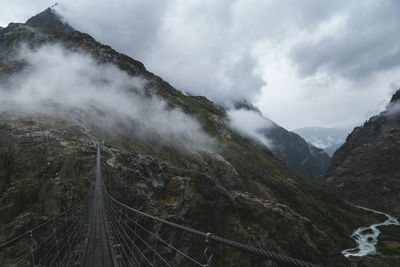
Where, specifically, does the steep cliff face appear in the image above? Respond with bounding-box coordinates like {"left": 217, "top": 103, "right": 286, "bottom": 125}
{"left": 326, "top": 89, "right": 400, "bottom": 216}
{"left": 0, "top": 111, "right": 94, "bottom": 242}
{"left": 0, "top": 8, "right": 385, "bottom": 266}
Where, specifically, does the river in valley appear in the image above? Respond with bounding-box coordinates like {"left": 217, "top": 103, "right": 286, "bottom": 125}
{"left": 342, "top": 206, "right": 400, "bottom": 257}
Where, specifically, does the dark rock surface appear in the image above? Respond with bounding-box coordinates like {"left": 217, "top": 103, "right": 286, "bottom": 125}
{"left": 232, "top": 101, "right": 331, "bottom": 177}
{"left": 25, "top": 7, "right": 75, "bottom": 33}
{"left": 390, "top": 89, "right": 400, "bottom": 103}
{"left": 0, "top": 112, "right": 94, "bottom": 252}
{"left": 261, "top": 124, "right": 331, "bottom": 177}
{"left": 326, "top": 89, "right": 400, "bottom": 216}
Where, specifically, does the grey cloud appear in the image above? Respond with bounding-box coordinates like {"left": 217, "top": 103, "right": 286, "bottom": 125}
{"left": 50, "top": 0, "right": 354, "bottom": 106}
{"left": 290, "top": 0, "right": 400, "bottom": 80}
{"left": 54, "top": 1, "right": 269, "bottom": 104}
{"left": 222, "top": 53, "right": 266, "bottom": 104}
{"left": 0, "top": 0, "right": 55, "bottom": 26}
{"left": 56, "top": 1, "right": 170, "bottom": 59}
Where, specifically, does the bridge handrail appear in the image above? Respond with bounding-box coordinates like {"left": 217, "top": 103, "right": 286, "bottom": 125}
{"left": 103, "top": 185, "right": 321, "bottom": 267}
{"left": 0, "top": 184, "right": 92, "bottom": 251}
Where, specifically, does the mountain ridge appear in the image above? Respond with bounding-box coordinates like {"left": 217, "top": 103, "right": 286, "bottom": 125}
{"left": 327, "top": 89, "right": 400, "bottom": 216}
{"left": 232, "top": 101, "right": 331, "bottom": 177}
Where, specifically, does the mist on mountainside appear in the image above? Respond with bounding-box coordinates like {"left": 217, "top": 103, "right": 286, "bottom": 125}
{"left": 0, "top": 43, "right": 214, "bottom": 150}
{"left": 227, "top": 107, "right": 331, "bottom": 177}
{"left": 227, "top": 109, "right": 274, "bottom": 148}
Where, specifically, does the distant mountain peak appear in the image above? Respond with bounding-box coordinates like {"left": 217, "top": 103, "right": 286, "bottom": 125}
{"left": 390, "top": 89, "right": 400, "bottom": 103}
{"left": 25, "top": 7, "right": 74, "bottom": 33}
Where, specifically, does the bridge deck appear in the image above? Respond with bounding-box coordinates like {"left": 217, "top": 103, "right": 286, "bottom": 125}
{"left": 83, "top": 146, "right": 114, "bottom": 267}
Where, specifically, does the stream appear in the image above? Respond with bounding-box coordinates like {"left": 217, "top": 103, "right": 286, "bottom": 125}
{"left": 342, "top": 206, "right": 400, "bottom": 257}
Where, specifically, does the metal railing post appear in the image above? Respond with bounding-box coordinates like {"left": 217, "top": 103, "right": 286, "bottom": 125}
{"left": 26, "top": 231, "right": 37, "bottom": 267}
{"left": 152, "top": 222, "right": 161, "bottom": 266}
{"left": 203, "top": 233, "right": 213, "bottom": 267}
{"left": 52, "top": 218, "right": 61, "bottom": 266}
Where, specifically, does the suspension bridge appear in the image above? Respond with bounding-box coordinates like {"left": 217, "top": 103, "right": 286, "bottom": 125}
{"left": 0, "top": 144, "right": 321, "bottom": 267}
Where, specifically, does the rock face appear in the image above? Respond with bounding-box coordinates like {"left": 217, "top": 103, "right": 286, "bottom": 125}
{"left": 261, "top": 124, "right": 331, "bottom": 177}
{"left": 0, "top": 7, "right": 385, "bottom": 266}
{"left": 233, "top": 101, "right": 331, "bottom": 177}
{"left": 327, "top": 89, "right": 400, "bottom": 216}
{"left": 25, "top": 7, "right": 75, "bottom": 33}
{"left": 101, "top": 148, "right": 339, "bottom": 266}
{"left": 0, "top": 112, "right": 94, "bottom": 244}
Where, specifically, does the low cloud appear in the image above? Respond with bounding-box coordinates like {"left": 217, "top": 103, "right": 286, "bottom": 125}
{"left": 386, "top": 100, "right": 400, "bottom": 117}
{"left": 227, "top": 109, "right": 274, "bottom": 149}
{"left": 0, "top": 44, "right": 214, "bottom": 150}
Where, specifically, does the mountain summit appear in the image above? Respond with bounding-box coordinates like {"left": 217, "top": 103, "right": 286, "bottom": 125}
{"left": 25, "top": 7, "right": 74, "bottom": 33}
{"left": 390, "top": 89, "right": 400, "bottom": 103}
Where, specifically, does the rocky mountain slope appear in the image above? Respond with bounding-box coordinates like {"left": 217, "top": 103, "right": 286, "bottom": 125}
{"left": 327, "top": 90, "right": 400, "bottom": 215}
{"left": 261, "top": 124, "right": 331, "bottom": 177}
{"left": 326, "top": 90, "right": 400, "bottom": 263}
{"left": 233, "top": 101, "right": 331, "bottom": 177}
{"left": 0, "top": 7, "right": 386, "bottom": 266}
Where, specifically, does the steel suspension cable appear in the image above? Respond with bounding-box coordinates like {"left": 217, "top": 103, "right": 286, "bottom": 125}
{"left": 103, "top": 184, "right": 321, "bottom": 267}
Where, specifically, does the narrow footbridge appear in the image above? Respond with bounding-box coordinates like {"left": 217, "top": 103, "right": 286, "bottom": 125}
{"left": 0, "top": 145, "right": 320, "bottom": 267}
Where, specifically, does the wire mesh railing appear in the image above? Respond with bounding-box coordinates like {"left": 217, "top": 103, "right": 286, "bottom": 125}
{"left": 103, "top": 184, "right": 320, "bottom": 267}
{"left": 103, "top": 186, "right": 213, "bottom": 267}
{"left": 0, "top": 184, "right": 93, "bottom": 267}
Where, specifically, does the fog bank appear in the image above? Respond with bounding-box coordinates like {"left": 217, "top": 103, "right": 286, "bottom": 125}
{"left": 0, "top": 44, "right": 214, "bottom": 150}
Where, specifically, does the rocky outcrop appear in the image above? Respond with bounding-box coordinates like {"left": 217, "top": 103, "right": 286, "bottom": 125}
{"left": 25, "top": 7, "right": 75, "bottom": 33}
{"left": 0, "top": 112, "right": 94, "bottom": 245}
{"left": 326, "top": 89, "right": 400, "bottom": 216}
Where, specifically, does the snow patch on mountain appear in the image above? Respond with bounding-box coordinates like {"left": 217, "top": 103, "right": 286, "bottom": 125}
{"left": 293, "top": 126, "right": 353, "bottom": 157}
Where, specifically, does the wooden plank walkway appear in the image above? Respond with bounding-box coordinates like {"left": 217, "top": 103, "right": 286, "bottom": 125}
{"left": 83, "top": 145, "right": 114, "bottom": 267}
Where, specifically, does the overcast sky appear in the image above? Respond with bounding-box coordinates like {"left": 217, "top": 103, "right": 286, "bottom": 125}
{"left": 1, "top": 0, "right": 400, "bottom": 130}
